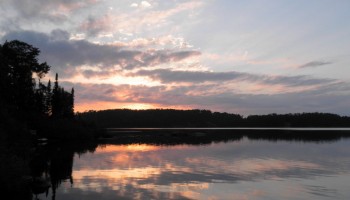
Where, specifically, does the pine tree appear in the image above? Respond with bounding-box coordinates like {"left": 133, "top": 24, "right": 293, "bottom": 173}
{"left": 52, "top": 73, "right": 60, "bottom": 118}
{"left": 34, "top": 79, "right": 47, "bottom": 115}
{"left": 70, "top": 88, "right": 75, "bottom": 117}
{"left": 45, "top": 80, "right": 52, "bottom": 116}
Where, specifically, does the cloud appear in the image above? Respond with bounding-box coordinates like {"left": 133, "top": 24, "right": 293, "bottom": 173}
{"left": 80, "top": 70, "right": 120, "bottom": 79}
{"left": 140, "top": 1, "right": 202, "bottom": 24}
{"left": 80, "top": 15, "right": 113, "bottom": 37}
{"left": 131, "top": 3, "right": 138, "bottom": 8}
{"left": 64, "top": 81, "right": 350, "bottom": 115}
{"left": 0, "top": 0, "right": 97, "bottom": 24}
{"left": 50, "top": 29, "right": 70, "bottom": 41}
{"left": 141, "top": 1, "right": 152, "bottom": 8}
{"left": 1, "top": 30, "right": 201, "bottom": 77}
{"left": 61, "top": 82, "right": 167, "bottom": 104}
{"left": 86, "top": 1, "right": 204, "bottom": 35}
{"left": 130, "top": 69, "right": 337, "bottom": 87}
{"left": 113, "top": 35, "right": 193, "bottom": 49}
{"left": 130, "top": 1, "right": 152, "bottom": 8}
{"left": 298, "top": 60, "right": 333, "bottom": 68}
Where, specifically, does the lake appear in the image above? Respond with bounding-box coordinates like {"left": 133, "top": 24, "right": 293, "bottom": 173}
{"left": 32, "top": 129, "right": 350, "bottom": 200}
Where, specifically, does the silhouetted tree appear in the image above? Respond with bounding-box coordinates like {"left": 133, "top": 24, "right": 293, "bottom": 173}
{"left": 1, "top": 40, "right": 75, "bottom": 123}
{"left": 1, "top": 40, "right": 50, "bottom": 112}
{"left": 34, "top": 80, "right": 46, "bottom": 115}
{"left": 52, "top": 73, "right": 60, "bottom": 118}
{"left": 70, "top": 88, "right": 75, "bottom": 117}
{"left": 51, "top": 73, "right": 74, "bottom": 119}
{"left": 45, "top": 80, "right": 52, "bottom": 116}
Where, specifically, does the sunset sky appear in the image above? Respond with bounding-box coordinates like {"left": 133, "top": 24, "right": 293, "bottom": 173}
{"left": 1, "top": 0, "right": 350, "bottom": 115}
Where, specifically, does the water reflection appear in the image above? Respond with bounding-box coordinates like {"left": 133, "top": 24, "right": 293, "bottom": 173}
{"left": 31, "top": 131, "right": 350, "bottom": 200}
{"left": 29, "top": 142, "right": 97, "bottom": 200}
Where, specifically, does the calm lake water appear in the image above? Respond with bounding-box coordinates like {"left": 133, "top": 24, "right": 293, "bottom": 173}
{"left": 33, "top": 129, "right": 350, "bottom": 200}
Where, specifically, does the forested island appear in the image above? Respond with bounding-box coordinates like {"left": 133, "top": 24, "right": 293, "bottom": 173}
{"left": 78, "top": 109, "right": 350, "bottom": 128}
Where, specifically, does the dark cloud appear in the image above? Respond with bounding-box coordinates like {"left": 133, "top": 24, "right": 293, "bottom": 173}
{"left": 65, "top": 81, "right": 350, "bottom": 115}
{"left": 50, "top": 29, "right": 71, "bottom": 41}
{"left": 80, "top": 15, "right": 111, "bottom": 37}
{"left": 0, "top": 0, "right": 95, "bottom": 24}
{"left": 61, "top": 82, "right": 167, "bottom": 103}
{"left": 1, "top": 30, "right": 201, "bottom": 77}
{"left": 298, "top": 61, "right": 333, "bottom": 68}
{"left": 61, "top": 82, "right": 120, "bottom": 103}
{"left": 131, "top": 69, "right": 240, "bottom": 82}
{"left": 140, "top": 50, "right": 201, "bottom": 67}
{"left": 144, "top": 84, "right": 350, "bottom": 115}
{"left": 130, "top": 69, "right": 337, "bottom": 87}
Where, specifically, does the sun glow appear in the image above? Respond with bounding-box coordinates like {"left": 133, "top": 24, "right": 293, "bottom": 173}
{"left": 67, "top": 73, "right": 161, "bottom": 86}
{"left": 75, "top": 100, "right": 193, "bottom": 112}
{"left": 75, "top": 101, "right": 157, "bottom": 112}
{"left": 123, "top": 103, "right": 155, "bottom": 110}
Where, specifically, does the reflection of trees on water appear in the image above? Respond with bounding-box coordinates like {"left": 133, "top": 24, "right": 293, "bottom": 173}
{"left": 243, "top": 130, "right": 350, "bottom": 143}
{"left": 29, "top": 142, "right": 97, "bottom": 200}
{"left": 49, "top": 147, "right": 74, "bottom": 200}
{"left": 100, "top": 130, "right": 350, "bottom": 145}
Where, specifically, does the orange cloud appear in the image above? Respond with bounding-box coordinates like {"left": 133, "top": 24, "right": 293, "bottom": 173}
{"left": 75, "top": 101, "right": 157, "bottom": 112}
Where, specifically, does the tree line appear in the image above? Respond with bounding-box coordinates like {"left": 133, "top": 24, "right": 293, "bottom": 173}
{"left": 0, "top": 40, "right": 74, "bottom": 121}
{"left": 78, "top": 109, "right": 350, "bottom": 128}
{"left": 77, "top": 109, "right": 243, "bottom": 128}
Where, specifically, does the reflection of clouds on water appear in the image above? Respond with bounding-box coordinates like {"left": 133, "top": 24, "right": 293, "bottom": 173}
{"left": 96, "top": 144, "right": 163, "bottom": 153}
{"left": 304, "top": 185, "right": 338, "bottom": 198}
{"left": 185, "top": 157, "right": 321, "bottom": 174}
{"left": 57, "top": 184, "right": 193, "bottom": 200}
{"left": 65, "top": 140, "right": 350, "bottom": 199}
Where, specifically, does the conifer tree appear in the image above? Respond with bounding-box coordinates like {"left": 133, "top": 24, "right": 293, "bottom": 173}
{"left": 34, "top": 79, "right": 47, "bottom": 115}
{"left": 45, "top": 80, "right": 52, "bottom": 116}
{"left": 70, "top": 88, "right": 75, "bottom": 117}
{"left": 52, "top": 73, "right": 60, "bottom": 118}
